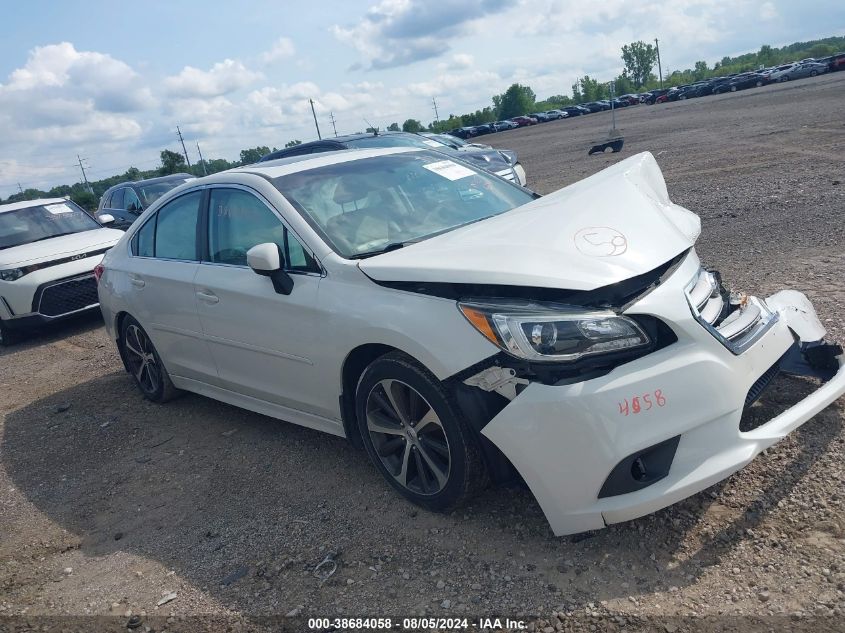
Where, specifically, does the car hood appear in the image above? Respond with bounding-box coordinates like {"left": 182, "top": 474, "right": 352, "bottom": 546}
{"left": 0, "top": 228, "right": 123, "bottom": 268}
{"left": 358, "top": 152, "right": 701, "bottom": 291}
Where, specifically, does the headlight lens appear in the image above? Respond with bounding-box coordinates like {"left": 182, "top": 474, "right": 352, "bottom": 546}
{"left": 0, "top": 268, "right": 24, "bottom": 282}
{"left": 459, "top": 301, "right": 650, "bottom": 362}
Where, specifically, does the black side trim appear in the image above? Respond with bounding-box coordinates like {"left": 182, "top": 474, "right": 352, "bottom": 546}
{"left": 598, "top": 435, "right": 680, "bottom": 499}
{"left": 11, "top": 247, "right": 111, "bottom": 279}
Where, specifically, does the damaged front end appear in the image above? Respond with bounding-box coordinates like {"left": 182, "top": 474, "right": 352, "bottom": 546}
{"left": 453, "top": 250, "right": 845, "bottom": 535}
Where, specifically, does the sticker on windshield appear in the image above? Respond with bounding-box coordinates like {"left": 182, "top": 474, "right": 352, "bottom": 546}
{"left": 423, "top": 160, "right": 475, "bottom": 181}
{"left": 422, "top": 139, "right": 442, "bottom": 147}
{"left": 45, "top": 203, "right": 74, "bottom": 214}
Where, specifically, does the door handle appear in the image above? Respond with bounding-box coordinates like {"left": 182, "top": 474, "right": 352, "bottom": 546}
{"left": 129, "top": 274, "right": 145, "bottom": 288}
{"left": 196, "top": 290, "right": 219, "bottom": 304}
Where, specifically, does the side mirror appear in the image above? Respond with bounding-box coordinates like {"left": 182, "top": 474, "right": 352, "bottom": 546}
{"left": 98, "top": 213, "right": 115, "bottom": 225}
{"left": 247, "top": 243, "right": 293, "bottom": 295}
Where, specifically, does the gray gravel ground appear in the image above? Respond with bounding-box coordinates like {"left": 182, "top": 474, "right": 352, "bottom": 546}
{"left": 1, "top": 73, "right": 843, "bottom": 632}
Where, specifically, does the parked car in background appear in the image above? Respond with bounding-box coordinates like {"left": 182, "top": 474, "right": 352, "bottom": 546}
{"left": 420, "top": 132, "right": 491, "bottom": 150}
{"left": 509, "top": 116, "right": 537, "bottom": 127}
{"left": 580, "top": 102, "right": 604, "bottom": 113}
{"left": 0, "top": 198, "right": 123, "bottom": 344}
{"left": 724, "top": 72, "right": 767, "bottom": 91}
{"left": 494, "top": 119, "right": 518, "bottom": 130}
{"left": 96, "top": 149, "right": 845, "bottom": 537}
{"left": 544, "top": 110, "right": 568, "bottom": 120}
{"left": 449, "top": 127, "right": 478, "bottom": 139}
{"left": 471, "top": 123, "right": 496, "bottom": 135}
{"left": 643, "top": 89, "right": 669, "bottom": 104}
{"left": 826, "top": 52, "right": 845, "bottom": 71}
{"left": 561, "top": 106, "right": 585, "bottom": 116}
{"left": 258, "top": 132, "right": 527, "bottom": 186}
{"left": 97, "top": 174, "right": 195, "bottom": 230}
{"left": 530, "top": 112, "right": 551, "bottom": 123}
{"left": 767, "top": 62, "right": 826, "bottom": 82}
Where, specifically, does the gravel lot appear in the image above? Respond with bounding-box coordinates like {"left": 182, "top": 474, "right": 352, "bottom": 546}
{"left": 1, "top": 73, "right": 843, "bottom": 632}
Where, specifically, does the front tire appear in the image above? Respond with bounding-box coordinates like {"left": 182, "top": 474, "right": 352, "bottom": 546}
{"left": 120, "top": 316, "right": 179, "bottom": 403}
{"left": 355, "top": 352, "right": 488, "bottom": 512}
{"left": 810, "top": 70, "right": 818, "bottom": 77}
{"left": 0, "top": 319, "right": 21, "bottom": 346}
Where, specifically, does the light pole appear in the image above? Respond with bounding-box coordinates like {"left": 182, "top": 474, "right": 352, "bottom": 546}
{"left": 655, "top": 38, "right": 663, "bottom": 89}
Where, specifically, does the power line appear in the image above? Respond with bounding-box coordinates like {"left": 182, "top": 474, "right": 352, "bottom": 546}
{"left": 309, "top": 99, "right": 322, "bottom": 140}
{"left": 176, "top": 126, "right": 192, "bottom": 169}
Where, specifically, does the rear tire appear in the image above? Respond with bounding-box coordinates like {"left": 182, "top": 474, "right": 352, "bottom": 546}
{"left": 119, "top": 316, "right": 179, "bottom": 403}
{"left": 355, "top": 352, "right": 488, "bottom": 512}
{"left": 810, "top": 70, "right": 818, "bottom": 77}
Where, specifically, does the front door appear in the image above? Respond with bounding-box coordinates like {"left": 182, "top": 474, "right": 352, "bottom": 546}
{"left": 193, "top": 187, "right": 331, "bottom": 418}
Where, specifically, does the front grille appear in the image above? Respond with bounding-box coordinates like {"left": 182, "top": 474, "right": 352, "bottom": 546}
{"left": 685, "top": 267, "right": 777, "bottom": 354}
{"left": 37, "top": 274, "right": 99, "bottom": 317}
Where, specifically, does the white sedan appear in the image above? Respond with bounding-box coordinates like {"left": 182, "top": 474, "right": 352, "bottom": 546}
{"left": 0, "top": 198, "right": 122, "bottom": 344}
{"left": 96, "top": 148, "right": 845, "bottom": 536}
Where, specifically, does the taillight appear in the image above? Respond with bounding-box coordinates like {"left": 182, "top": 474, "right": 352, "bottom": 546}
{"left": 94, "top": 263, "right": 105, "bottom": 283}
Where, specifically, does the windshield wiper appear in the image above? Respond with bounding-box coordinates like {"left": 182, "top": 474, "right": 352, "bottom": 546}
{"left": 349, "top": 242, "right": 407, "bottom": 259}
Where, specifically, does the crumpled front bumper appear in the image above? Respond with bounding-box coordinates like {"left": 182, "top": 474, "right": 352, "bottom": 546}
{"left": 481, "top": 251, "right": 845, "bottom": 536}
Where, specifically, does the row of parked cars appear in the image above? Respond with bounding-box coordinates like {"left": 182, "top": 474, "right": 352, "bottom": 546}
{"left": 450, "top": 53, "right": 845, "bottom": 138}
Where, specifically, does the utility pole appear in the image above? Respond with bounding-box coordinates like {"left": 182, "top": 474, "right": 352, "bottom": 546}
{"left": 432, "top": 97, "right": 440, "bottom": 122}
{"left": 329, "top": 112, "right": 338, "bottom": 137}
{"left": 309, "top": 99, "right": 322, "bottom": 139}
{"left": 17, "top": 183, "right": 24, "bottom": 194}
{"left": 655, "top": 38, "right": 663, "bottom": 89}
{"left": 176, "top": 126, "right": 192, "bottom": 169}
{"left": 76, "top": 155, "right": 93, "bottom": 194}
{"left": 196, "top": 142, "right": 208, "bottom": 176}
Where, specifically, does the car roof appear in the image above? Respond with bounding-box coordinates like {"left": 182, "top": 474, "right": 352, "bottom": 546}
{"left": 0, "top": 197, "right": 69, "bottom": 214}
{"left": 201, "top": 147, "right": 422, "bottom": 182}
{"left": 103, "top": 173, "right": 194, "bottom": 193}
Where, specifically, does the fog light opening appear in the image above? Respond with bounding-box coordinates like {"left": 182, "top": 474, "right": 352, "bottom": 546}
{"left": 631, "top": 457, "right": 648, "bottom": 481}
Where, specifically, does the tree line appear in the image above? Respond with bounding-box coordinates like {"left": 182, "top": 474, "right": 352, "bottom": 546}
{"left": 4, "top": 34, "right": 842, "bottom": 211}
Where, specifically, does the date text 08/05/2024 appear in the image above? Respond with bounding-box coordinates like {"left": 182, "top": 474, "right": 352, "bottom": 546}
{"left": 307, "top": 617, "right": 527, "bottom": 630}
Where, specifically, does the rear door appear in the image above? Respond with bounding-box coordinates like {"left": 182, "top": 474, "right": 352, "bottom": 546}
{"left": 192, "top": 186, "right": 331, "bottom": 418}
{"left": 103, "top": 188, "right": 138, "bottom": 230}
{"left": 124, "top": 190, "right": 217, "bottom": 382}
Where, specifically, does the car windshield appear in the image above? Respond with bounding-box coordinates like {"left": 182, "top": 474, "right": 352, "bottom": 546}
{"left": 138, "top": 179, "right": 191, "bottom": 206}
{"left": 0, "top": 201, "right": 102, "bottom": 250}
{"left": 273, "top": 151, "right": 534, "bottom": 258}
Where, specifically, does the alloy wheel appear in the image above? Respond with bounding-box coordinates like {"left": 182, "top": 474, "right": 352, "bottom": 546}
{"left": 365, "top": 379, "right": 451, "bottom": 496}
{"left": 124, "top": 324, "right": 161, "bottom": 395}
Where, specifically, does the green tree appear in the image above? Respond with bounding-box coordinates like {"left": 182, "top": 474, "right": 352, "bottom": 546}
{"left": 285, "top": 140, "right": 302, "bottom": 148}
{"left": 758, "top": 45, "right": 775, "bottom": 66}
{"left": 239, "top": 146, "right": 271, "bottom": 165}
{"left": 159, "top": 149, "right": 187, "bottom": 175}
{"left": 577, "top": 75, "right": 608, "bottom": 101}
{"left": 387, "top": 122, "right": 400, "bottom": 131}
{"left": 621, "top": 41, "right": 658, "bottom": 88}
{"left": 494, "top": 83, "right": 536, "bottom": 119}
{"left": 70, "top": 190, "right": 97, "bottom": 211}
{"left": 402, "top": 118, "right": 423, "bottom": 133}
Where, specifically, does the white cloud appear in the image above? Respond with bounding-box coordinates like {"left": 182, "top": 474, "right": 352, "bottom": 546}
{"left": 760, "top": 2, "right": 779, "bottom": 20}
{"left": 164, "top": 59, "right": 262, "bottom": 98}
{"left": 261, "top": 37, "right": 296, "bottom": 63}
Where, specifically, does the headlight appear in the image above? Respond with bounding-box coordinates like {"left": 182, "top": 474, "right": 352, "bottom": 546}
{"left": 0, "top": 268, "right": 24, "bottom": 282}
{"left": 459, "top": 301, "right": 650, "bottom": 362}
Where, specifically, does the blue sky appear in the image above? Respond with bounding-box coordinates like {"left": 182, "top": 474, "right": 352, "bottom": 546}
{"left": 1, "top": 0, "right": 842, "bottom": 196}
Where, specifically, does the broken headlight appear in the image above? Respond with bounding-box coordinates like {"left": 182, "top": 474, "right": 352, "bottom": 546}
{"left": 459, "top": 300, "right": 650, "bottom": 362}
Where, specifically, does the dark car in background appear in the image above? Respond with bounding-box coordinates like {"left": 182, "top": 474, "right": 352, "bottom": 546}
{"left": 96, "top": 173, "right": 194, "bottom": 230}
{"left": 725, "top": 72, "right": 767, "bottom": 91}
{"left": 509, "top": 116, "right": 537, "bottom": 126}
{"left": 449, "top": 126, "right": 478, "bottom": 139}
{"left": 257, "top": 131, "right": 527, "bottom": 186}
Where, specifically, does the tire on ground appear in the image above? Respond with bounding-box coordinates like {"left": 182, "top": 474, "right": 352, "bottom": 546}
{"left": 355, "top": 351, "right": 489, "bottom": 512}
{"left": 119, "top": 315, "right": 180, "bottom": 403}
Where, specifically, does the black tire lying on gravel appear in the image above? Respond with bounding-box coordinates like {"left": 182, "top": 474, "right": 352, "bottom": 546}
{"left": 356, "top": 351, "right": 489, "bottom": 512}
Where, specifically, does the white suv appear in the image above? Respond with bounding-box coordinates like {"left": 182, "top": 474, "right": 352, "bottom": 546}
{"left": 0, "top": 198, "right": 122, "bottom": 344}
{"left": 96, "top": 148, "right": 844, "bottom": 536}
